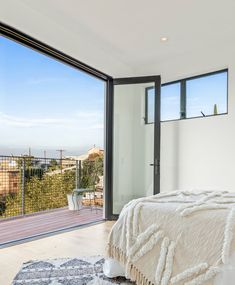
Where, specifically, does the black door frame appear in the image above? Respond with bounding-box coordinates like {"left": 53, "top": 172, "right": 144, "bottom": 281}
{"left": 0, "top": 22, "right": 161, "bottom": 221}
{"left": 0, "top": 22, "right": 110, "bottom": 81}
{"left": 105, "top": 76, "right": 161, "bottom": 219}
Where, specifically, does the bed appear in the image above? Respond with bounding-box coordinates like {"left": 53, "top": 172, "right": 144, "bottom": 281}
{"left": 105, "top": 190, "right": 235, "bottom": 285}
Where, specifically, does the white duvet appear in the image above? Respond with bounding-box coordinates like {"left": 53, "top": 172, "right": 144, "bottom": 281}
{"left": 106, "top": 190, "right": 235, "bottom": 285}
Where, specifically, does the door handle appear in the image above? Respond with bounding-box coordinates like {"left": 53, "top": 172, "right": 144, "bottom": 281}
{"left": 149, "top": 159, "right": 160, "bottom": 175}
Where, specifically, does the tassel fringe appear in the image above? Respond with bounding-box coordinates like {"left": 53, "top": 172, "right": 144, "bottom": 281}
{"left": 107, "top": 244, "right": 155, "bottom": 285}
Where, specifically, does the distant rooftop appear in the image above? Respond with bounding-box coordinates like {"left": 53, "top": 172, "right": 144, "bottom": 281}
{"left": 63, "top": 146, "right": 103, "bottom": 161}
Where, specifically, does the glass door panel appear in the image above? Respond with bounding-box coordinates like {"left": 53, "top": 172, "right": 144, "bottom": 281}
{"left": 112, "top": 77, "right": 160, "bottom": 215}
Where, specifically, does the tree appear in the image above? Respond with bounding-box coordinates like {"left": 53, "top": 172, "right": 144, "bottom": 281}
{"left": 80, "top": 155, "right": 103, "bottom": 188}
{"left": 48, "top": 159, "right": 59, "bottom": 171}
{"left": 214, "top": 104, "right": 218, "bottom": 115}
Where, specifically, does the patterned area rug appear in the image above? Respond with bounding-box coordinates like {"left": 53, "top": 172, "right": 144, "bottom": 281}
{"left": 12, "top": 256, "right": 134, "bottom": 285}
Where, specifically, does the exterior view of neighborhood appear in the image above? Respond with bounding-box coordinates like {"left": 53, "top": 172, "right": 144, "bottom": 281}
{"left": 0, "top": 34, "right": 105, "bottom": 245}
{"left": 0, "top": 146, "right": 104, "bottom": 219}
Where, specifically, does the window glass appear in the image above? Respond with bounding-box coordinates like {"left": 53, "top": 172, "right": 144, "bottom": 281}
{"left": 145, "top": 70, "right": 227, "bottom": 123}
{"left": 146, "top": 88, "right": 154, "bottom": 123}
{"left": 146, "top": 82, "right": 181, "bottom": 123}
{"left": 186, "top": 72, "right": 227, "bottom": 118}
{"left": 161, "top": 83, "right": 181, "bottom": 121}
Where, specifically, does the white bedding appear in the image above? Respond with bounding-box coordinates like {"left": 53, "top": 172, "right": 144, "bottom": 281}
{"left": 106, "top": 190, "right": 235, "bottom": 285}
{"left": 104, "top": 256, "right": 235, "bottom": 284}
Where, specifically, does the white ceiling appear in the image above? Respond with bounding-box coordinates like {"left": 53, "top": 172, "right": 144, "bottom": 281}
{"left": 0, "top": 0, "right": 234, "bottom": 78}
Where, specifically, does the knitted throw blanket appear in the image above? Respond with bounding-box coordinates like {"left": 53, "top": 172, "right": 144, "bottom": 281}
{"left": 107, "top": 190, "right": 235, "bottom": 285}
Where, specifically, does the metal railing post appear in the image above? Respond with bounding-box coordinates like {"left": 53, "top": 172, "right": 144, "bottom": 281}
{"left": 21, "top": 158, "right": 25, "bottom": 216}
{"left": 75, "top": 160, "right": 79, "bottom": 189}
{"left": 75, "top": 160, "right": 82, "bottom": 189}
{"left": 79, "top": 160, "right": 82, "bottom": 188}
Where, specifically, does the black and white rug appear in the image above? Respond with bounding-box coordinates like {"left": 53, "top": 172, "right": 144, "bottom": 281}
{"left": 12, "top": 256, "right": 134, "bottom": 285}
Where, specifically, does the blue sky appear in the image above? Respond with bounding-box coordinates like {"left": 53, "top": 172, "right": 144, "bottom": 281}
{"left": 186, "top": 72, "right": 227, "bottom": 117}
{"left": 0, "top": 36, "right": 105, "bottom": 157}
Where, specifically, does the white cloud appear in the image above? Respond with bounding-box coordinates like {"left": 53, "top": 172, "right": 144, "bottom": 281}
{"left": 0, "top": 112, "right": 70, "bottom": 127}
{"left": 0, "top": 111, "right": 103, "bottom": 129}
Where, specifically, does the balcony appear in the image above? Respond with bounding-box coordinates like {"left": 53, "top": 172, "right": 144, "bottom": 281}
{"left": 0, "top": 155, "right": 103, "bottom": 246}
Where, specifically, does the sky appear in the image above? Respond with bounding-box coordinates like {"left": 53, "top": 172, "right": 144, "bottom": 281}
{"left": 0, "top": 35, "right": 105, "bottom": 158}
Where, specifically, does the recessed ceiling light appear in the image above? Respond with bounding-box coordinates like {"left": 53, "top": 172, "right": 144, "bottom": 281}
{"left": 160, "top": 37, "right": 168, "bottom": 42}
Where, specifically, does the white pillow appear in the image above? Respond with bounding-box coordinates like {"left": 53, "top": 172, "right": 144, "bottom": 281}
{"left": 103, "top": 258, "right": 125, "bottom": 278}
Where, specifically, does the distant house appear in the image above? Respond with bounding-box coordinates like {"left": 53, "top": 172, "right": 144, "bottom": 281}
{"left": 62, "top": 146, "right": 103, "bottom": 168}
{"left": 0, "top": 160, "right": 19, "bottom": 195}
{"left": 0, "top": 170, "right": 19, "bottom": 195}
{"left": 87, "top": 147, "right": 104, "bottom": 161}
{"left": 62, "top": 154, "right": 88, "bottom": 169}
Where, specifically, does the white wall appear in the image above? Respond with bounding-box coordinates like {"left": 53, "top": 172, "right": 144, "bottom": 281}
{"left": 159, "top": 47, "right": 235, "bottom": 192}
{"left": 161, "top": 114, "right": 234, "bottom": 192}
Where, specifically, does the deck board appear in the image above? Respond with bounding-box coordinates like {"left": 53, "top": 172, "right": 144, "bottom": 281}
{"left": 0, "top": 207, "right": 103, "bottom": 245}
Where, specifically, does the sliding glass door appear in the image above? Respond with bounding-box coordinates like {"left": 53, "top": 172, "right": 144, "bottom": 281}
{"left": 107, "top": 76, "right": 161, "bottom": 217}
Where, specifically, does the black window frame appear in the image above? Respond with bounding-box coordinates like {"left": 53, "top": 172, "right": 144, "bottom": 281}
{"left": 145, "top": 69, "right": 228, "bottom": 124}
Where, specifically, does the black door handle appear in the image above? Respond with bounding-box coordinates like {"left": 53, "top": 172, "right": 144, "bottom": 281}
{"left": 149, "top": 159, "right": 160, "bottom": 175}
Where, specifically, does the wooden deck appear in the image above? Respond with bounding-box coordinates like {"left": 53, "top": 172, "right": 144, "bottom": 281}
{"left": 0, "top": 207, "right": 103, "bottom": 246}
